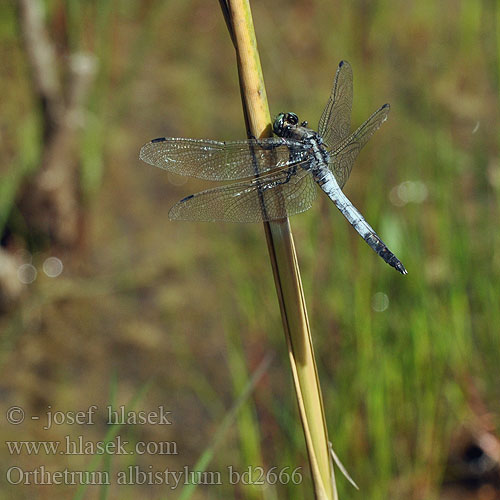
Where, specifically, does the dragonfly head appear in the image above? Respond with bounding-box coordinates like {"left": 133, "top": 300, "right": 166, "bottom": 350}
{"left": 273, "top": 112, "right": 299, "bottom": 138}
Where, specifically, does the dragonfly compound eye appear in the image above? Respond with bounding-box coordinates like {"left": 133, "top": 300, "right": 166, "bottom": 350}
{"left": 273, "top": 113, "right": 287, "bottom": 135}
{"left": 273, "top": 112, "right": 300, "bottom": 137}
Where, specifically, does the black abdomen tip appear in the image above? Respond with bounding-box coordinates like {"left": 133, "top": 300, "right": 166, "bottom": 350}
{"left": 395, "top": 261, "right": 408, "bottom": 275}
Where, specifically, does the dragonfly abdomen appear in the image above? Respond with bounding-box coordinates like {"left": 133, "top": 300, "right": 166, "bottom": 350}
{"left": 317, "top": 170, "right": 407, "bottom": 275}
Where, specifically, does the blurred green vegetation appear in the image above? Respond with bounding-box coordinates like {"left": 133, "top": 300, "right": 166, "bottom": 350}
{"left": 0, "top": 0, "right": 499, "bottom": 499}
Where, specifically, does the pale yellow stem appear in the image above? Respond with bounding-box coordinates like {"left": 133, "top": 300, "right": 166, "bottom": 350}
{"left": 223, "top": 1, "right": 337, "bottom": 498}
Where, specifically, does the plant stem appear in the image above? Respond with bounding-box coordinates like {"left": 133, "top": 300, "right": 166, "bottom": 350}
{"left": 221, "top": 1, "right": 337, "bottom": 498}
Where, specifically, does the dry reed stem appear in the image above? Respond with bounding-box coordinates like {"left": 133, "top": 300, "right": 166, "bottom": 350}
{"left": 221, "top": 1, "right": 337, "bottom": 498}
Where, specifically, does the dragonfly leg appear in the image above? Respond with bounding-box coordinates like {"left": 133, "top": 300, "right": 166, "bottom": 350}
{"left": 259, "top": 165, "right": 297, "bottom": 191}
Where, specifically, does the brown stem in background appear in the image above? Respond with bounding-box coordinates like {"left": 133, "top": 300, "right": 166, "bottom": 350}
{"left": 0, "top": 1, "right": 96, "bottom": 312}
{"left": 18, "top": 0, "right": 63, "bottom": 135}
{"left": 16, "top": 0, "right": 96, "bottom": 248}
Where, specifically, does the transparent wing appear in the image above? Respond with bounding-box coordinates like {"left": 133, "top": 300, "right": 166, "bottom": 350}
{"left": 328, "top": 104, "right": 390, "bottom": 189}
{"left": 318, "top": 60, "right": 353, "bottom": 148}
{"left": 140, "top": 137, "right": 308, "bottom": 181}
{"left": 169, "top": 167, "right": 317, "bottom": 223}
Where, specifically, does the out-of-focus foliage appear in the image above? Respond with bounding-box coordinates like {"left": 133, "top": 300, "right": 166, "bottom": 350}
{"left": 0, "top": 1, "right": 499, "bottom": 499}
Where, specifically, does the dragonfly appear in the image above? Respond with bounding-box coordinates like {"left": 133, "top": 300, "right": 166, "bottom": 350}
{"left": 140, "top": 61, "right": 407, "bottom": 275}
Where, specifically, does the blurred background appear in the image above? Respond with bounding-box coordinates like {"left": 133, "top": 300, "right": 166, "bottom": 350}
{"left": 1, "top": 0, "right": 499, "bottom": 499}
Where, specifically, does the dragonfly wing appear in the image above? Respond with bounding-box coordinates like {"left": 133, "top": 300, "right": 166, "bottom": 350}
{"left": 140, "top": 137, "right": 308, "bottom": 181}
{"left": 318, "top": 60, "right": 353, "bottom": 148}
{"left": 169, "top": 167, "right": 317, "bottom": 223}
{"left": 328, "top": 103, "right": 390, "bottom": 188}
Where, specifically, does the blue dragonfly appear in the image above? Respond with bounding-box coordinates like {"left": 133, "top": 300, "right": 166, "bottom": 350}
{"left": 140, "top": 61, "right": 406, "bottom": 274}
